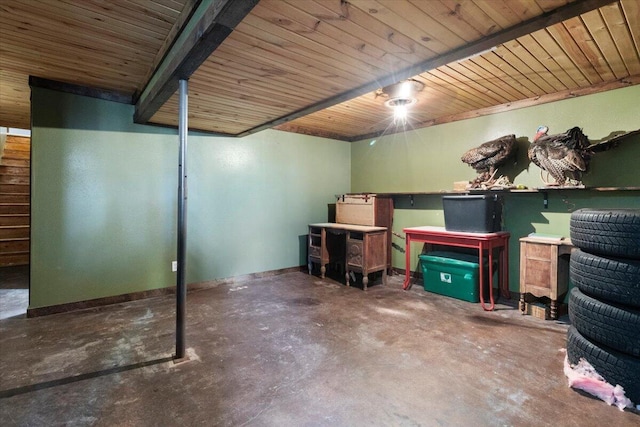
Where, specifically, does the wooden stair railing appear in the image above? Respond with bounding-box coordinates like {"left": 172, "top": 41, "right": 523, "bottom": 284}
{"left": 0, "top": 135, "right": 30, "bottom": 267}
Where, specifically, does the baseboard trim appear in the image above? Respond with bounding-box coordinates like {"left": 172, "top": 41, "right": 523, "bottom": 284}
{"left": 392, "top": 266, "right": 422, "bottom": 278}
{"left": 26, "top": 265, "right": 307, "bottom": 318}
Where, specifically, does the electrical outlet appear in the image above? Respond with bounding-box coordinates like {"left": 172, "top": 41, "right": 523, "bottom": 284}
{"left": 171, "top": 261, "right": 178, "bottom": 272}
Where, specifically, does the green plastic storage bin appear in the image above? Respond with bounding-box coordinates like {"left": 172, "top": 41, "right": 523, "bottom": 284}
{"left": 419, "top": 251, "right": 494, "bottom": 303}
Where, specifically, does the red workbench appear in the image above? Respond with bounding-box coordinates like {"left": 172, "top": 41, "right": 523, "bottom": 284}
{"left": 403, "top": 226, "right": 510, "bottom": 311}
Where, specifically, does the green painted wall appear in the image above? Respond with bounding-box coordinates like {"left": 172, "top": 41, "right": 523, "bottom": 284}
{"left": 30, "top": 88, "right": 350, "bottom": 309}
{"left": 28, "top": 84, "right": 640, "bottom": 309}
{"left": 351, "top": 85, "right": 640, "bottom": 293}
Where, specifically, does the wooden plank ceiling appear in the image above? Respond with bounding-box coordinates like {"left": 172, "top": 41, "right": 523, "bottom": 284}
{"left": 1, "top": 0, "right": 639, "bottom": 141}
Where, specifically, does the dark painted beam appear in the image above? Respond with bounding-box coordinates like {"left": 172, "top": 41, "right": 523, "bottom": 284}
{"left": 134, "top": 0, "right": 259, "bottom": 124}
{"left": 29, "top": 76, "right": 133, "bottom": 104}
{"left": 237, "top": 0, "right": 617, "bottom": 138}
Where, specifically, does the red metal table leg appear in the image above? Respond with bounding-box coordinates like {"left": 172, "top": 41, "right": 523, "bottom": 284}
{"left": 479, "top": 241, "right": 495, "bottom": 311}
{"left": 500, "top": 236, "right": 511, "bottom": 299}
{"left": 403, "top": 234, "right": 412, "bottom": 290}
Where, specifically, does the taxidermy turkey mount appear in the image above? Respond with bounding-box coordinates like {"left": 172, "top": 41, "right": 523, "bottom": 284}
{"left": 461, "top": 134, "right": 517, "bottom": 189}
{"left": 528, "top": 126, "right": 640, "bottom": 187}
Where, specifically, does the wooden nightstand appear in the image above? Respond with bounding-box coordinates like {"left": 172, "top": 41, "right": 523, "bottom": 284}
{"left": 519, "top": 236, "right": 575, "bottom": 320}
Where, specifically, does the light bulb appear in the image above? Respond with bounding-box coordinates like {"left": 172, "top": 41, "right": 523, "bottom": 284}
{"left": 393, "top": 105, "right": 408, "bottom": 125}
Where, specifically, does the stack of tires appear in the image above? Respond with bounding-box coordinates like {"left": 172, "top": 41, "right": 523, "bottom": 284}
{"left": 567, "top": 208, "right": 640, "bottom": 405}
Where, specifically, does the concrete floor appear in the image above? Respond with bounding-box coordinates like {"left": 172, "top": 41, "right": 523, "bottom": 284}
{"left": 0, "top": 271, "right": 638, "bottom": 426}
{"left": 0, "top": 265, "right": 29, "bottom": 320}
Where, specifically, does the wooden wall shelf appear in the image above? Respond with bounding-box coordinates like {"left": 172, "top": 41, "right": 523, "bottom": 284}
{"left": 351, "top": 186, "right": 640, "bottom": 198}
{"left": 341, "top": 187, "right": 639, "bottom": 210}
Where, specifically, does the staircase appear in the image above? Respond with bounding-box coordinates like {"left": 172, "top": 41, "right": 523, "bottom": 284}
{"left": 0, "top": 135, "right": 30, "bottom": 266}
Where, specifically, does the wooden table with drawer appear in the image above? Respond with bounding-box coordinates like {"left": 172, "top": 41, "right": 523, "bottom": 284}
{"left": 336, "top": 194, "right": 393, "bottom": 273}
{"left": 308, "top": 223, "right": 387, "bottom": 290}
{"left": 519, "top": 236, "right": 575, "bottom": 320}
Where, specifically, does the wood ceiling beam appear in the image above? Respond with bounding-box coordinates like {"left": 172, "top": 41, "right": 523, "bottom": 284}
{"left": 134, "top": 0, "right": 259, "bottom": 125}
{"left": 29, "top": 76, "right": 133, "bottom": 105}
{"left": 138, "top": 0, "right": 200, "bottom": 97}
{"left": 237, "top": 0, "right": 617, "bottom": 138}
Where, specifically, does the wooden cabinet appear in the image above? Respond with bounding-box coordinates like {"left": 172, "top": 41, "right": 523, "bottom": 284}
{"left": 308, "top": 225, "right": 345, "bottom": 279}
{"left": 336, "top": 194, "right": 393, "bottom": 272}
{"left": 519, "top": 237, "right": 575, "bottom": 319}
{"left": 308, "top": 226, "right": 328, "bottom": 278}
{"left": 308, "top": 223, "right": 387, "bottom": 290}
{"left": 346, "top": 230, "right": 387, "bottom": 290}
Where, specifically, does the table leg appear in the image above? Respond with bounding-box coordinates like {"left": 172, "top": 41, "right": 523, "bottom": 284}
{"left": 550, "top": 299, "right": 558, "bottom": 320}
{"left": 403, "top": 235, "right": 412, "bottom": 290}
{"left": 497, "top": 247, "right": 503, "bottom": 297}
{"left": 363, "top": 274, "right": 369, "bottom": 291}
{"left": 489, "top": 244, "right": 495, "bottom": 309}
{"left": 519, "top": 293, "right": 526, "bottom": 314}
{"left": 479, "top": 243, "right": 495, "bottom": 311}
{"left": 320, "top": 265, "right": 326, "bottom": 279}
{"left": 345, "top": 270, "right": 350, "bottom": 287}
{"left": 501, "top": 237, "right": 511, "bottom": 299}
{"left": 478, "top": 245, "right": 485, "bottom": 309}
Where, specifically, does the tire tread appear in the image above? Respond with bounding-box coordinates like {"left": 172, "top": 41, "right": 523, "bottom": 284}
{"left": 566, "top": 326, "right": 640, "bottom": 404}
{"left": 569, "top": 288, "right": 640, "bottom": 357}
{"left": 570, "top": 249, "right": 640, "bottom": 308}
{"left": 570, "top": 209, "right": 640, "bottom": 259}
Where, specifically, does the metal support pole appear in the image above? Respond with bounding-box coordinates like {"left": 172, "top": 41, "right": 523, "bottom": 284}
{"left": 176, "top": 79, "right": 188, "bottom": 360}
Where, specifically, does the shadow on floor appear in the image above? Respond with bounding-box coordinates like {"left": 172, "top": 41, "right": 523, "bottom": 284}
{"left": 0, "top": 355, "right": 175, "bottom": 398}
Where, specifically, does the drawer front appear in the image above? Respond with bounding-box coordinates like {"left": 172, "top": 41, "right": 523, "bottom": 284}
{"left": 347, "top": 240, "right": 363, "bottom": 266}
{"left": 308, "top": 245, "right": 320, "bottom": 257}
{"left": 525, "top": 242, "right": 552, "bottom": 259}
{"left": 309, "top": 235, "right": 322, "bottom": 249}
{"left": 524, "top": 259, "right": 551, "bottom": 288}
{"left": 309, "top": 226, "right": 323, "bottom": 234}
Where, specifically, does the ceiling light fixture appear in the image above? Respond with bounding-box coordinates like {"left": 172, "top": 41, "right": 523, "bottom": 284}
{"left": 376, "top": 79, "right": 425, "bottom": 125}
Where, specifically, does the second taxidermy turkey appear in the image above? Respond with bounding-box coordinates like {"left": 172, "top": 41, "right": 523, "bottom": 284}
{"left": 527, "top": 126, "right": 640, "bottom": 186}
{"left": 527, "top": 126, "right": 590, "bottom": 186}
